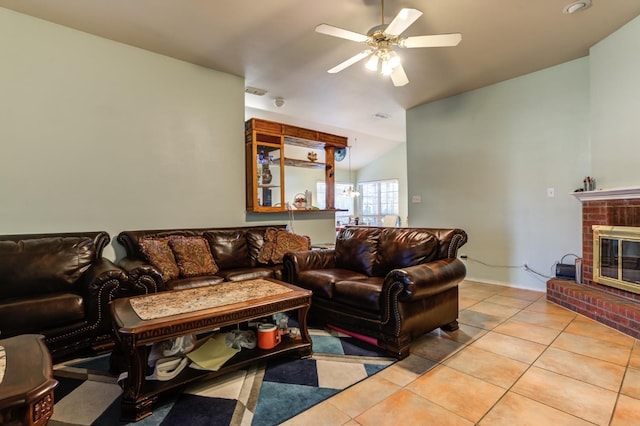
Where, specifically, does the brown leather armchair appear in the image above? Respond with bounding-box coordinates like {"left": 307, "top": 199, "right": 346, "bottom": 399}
{"left": 284, "top": 226, "right": 468, "bottom": 359}
{"left": 0, "top": 231, "right": 128, "bottom": 362}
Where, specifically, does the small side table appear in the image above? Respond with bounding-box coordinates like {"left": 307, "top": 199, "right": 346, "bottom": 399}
{"left": 0, "top": 334, "right": 58, "bottom": 426}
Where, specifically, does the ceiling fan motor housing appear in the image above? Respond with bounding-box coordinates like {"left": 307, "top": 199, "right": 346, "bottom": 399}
{"left": 367, "top": 24, "right": 398, "bottom": 46}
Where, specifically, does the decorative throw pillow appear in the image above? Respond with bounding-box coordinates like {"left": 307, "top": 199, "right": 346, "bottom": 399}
{"left": 257, "top": 227, "right": 280, "bottom": 264}
{"left": 168, "top": 236, "right": 219, "bottom": 277}
{"left": 271, "top": 230, "right": 311, "bottom": 263}
{"left": 139, "top": 237, "right": 180, "bottom": 281}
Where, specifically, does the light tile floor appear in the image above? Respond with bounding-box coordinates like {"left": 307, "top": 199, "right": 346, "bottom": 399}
{"left": 283, "top": 280, "right": 640, "bottom": 425}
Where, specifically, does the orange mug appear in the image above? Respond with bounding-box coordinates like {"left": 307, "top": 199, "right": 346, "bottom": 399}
{"left": 257, "top": 323, "right": 281, "bottom": 350}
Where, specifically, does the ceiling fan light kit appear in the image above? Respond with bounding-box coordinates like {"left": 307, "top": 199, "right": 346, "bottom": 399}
{"left": 316, "top": 0, "right": 461, "bottom": 87}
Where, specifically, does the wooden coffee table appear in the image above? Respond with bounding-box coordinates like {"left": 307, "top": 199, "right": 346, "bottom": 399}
{"left": 0, "top": 334, "right": 58, "bottom": 426}
{"left": 110, "top": 278, "right": 312, "bottom": 422}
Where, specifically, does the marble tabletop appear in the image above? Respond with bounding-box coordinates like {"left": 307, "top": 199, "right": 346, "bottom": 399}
{"left": 129, "top": 279, "right": 293, "bottom": 320}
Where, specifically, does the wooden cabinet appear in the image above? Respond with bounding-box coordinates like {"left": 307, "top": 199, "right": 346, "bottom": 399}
{"left": 245, "top": 118, "right": 348, "bottom": 213}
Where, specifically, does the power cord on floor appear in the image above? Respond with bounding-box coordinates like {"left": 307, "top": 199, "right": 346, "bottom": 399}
{"left": 524, "top": 264, "right": 553, "bottom": 279}
{"left": 460, "top": 255, "right": 553, "bottom": 279}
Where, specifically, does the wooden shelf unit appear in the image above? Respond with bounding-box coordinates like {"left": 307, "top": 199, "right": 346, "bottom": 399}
{"left": 245, "top": 118, "right": 348, "bottom": 213}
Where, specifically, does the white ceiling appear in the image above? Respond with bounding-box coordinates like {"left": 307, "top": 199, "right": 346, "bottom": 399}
{"left": 2, "top": 0, "right": 639, "bottom": 169}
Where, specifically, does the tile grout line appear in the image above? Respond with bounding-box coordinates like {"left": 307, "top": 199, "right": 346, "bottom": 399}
{"left": 472, "top": 290, "right": 597, "bottom": 425}
{"left": 607, "top": 338, "right": 638, "bottom": 426}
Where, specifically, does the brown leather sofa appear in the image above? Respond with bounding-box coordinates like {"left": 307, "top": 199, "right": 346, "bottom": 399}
{"left": 283, "top": 226, "right": 468, "bottom": 359}
{"left": 116, "top": 225, "right": 289, "bottom": 293}
{"left": 0, "top": 231, "right": 129, "bottom": 362}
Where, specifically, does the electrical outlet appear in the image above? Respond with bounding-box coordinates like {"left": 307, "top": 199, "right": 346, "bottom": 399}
{"left": 547, "top": 188, "right": 555, "bottom": 198}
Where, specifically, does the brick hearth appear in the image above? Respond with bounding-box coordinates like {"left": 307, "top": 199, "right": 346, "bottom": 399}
{"left": 546, "top": 189, "right": 640, "bottom": 339}
{"left": 547, "top": 278, "right": 640, "bottom": 339}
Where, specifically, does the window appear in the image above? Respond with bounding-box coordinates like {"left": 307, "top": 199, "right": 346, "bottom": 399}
{"left": 359, "top": 179, "right": 399, "bottom": 226}
{"left": 316, "top": 182, "right": 355, "bottom": 226}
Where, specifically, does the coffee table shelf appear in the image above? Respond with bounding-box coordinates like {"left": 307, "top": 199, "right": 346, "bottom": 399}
{"left": 111, "top": 279, "right": 312, "bottom": 422}
{"left": 139, "top": 336, "right": 309, "bottom": 395}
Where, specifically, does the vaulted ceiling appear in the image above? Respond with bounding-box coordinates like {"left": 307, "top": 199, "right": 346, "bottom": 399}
{"left": 2, "top": 0, "right": 639, "bottom": 168}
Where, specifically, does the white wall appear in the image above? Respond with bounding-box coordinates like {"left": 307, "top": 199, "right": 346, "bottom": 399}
{"left": 0, "top": 9, "right": 248, "bottom": 259}
{"left": 407, "top": 58, "right": 589, "bottom": 291}
{"left": 590, "top": 15, "right": 640, "bottom": 188}
{"left": 357, "top": 142, "right": 408, "bottom": 226}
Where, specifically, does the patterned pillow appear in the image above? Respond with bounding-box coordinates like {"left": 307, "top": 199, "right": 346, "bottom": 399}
{"left": 168, "top": 236, "right": 219, "bottom": 277}
{"left": 139, "top": 237, "right": 180, "bottom": 281}
{"left": 257, "top": 227, "right": 280, "bottom": 264}
{"left": 258, "top": 228, "right": 311, "bottom": 264}
{"left": 271, "top": 230, "right": 311, "bottom": 263}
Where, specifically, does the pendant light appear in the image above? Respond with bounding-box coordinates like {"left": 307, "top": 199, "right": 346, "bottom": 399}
{"left": 343, "top": 142, "right": 360, "bottom": 197}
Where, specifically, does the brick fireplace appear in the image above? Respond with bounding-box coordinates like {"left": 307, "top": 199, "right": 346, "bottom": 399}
{"left": 547, "top": 187, "right": 640, "bottom": 339}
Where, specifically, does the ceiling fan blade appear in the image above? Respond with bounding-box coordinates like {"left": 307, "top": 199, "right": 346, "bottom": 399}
{"left": 400, "top": 33, "right": 462, "bottom": 48}
{"left": 316, "top": 24, "right": 369, "bottom": 42}
{"left": 384, "top": 8, "right": 423, "bottom": 36}
{"left": 390, "top": 63, "right": 409, "bottom": 87}
{"left": 328, "top": 50, "right": 372, "bottom": 74}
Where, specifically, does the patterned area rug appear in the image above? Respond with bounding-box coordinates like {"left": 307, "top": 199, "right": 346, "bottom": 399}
{"left": 50, "top": 326, "right": 394, "bottom": 426}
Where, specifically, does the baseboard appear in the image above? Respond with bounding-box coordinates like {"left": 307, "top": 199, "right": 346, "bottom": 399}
{"left": 463, "top": 276, "right": 545, "bottom": 293}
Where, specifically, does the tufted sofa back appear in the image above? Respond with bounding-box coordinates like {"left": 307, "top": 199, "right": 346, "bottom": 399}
{"left": 117, "top": 225, "right": 288, "bottom": 269}
{"left": 335, "top": 226, "right": 468, "bottom": 277}
{"left": 0, "top": 231, "right": 110, "bottom": 299}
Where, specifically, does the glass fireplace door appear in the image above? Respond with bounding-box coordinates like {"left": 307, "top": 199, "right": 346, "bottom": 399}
{"left": 600, "top": 238, "right": 618, "bottom": 280}
{"left": 622, "top": 240, "right": 640, "bottom": 284}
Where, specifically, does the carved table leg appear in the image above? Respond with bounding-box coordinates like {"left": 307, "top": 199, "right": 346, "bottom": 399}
{"left": 296, "top": 304, "right": 313, "bottom": 358}
{"left": 119, "top": 339, "right": 155, "bottom": 421}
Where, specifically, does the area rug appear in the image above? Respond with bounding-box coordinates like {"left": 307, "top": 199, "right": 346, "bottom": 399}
{"left": 50, "top": 326, "right": 395, "bottom": 426}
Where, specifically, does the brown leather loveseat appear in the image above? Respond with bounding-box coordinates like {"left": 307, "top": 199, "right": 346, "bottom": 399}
{"left": 0, "top": 231, "right": 129, "bottom": 361}
{"left": 284, "top": 226, "right": 468, "bottom": 359}
{"left": 116, "top": 225, "right": 294, "bottom": 294}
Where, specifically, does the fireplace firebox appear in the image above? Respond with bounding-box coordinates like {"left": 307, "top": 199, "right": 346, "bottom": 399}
{"left": 593, "top": 225, "right": 640, "bottom": 294}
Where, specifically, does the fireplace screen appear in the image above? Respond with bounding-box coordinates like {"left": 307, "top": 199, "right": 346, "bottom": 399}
{"left": 593, "top": 226, "right": 640, "bottom": 294}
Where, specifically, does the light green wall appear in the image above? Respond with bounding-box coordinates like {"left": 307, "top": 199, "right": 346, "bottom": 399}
{"left": 0, "top": 9, "right": 246, "bottom": 259}
{"left": 590, "top": 15, "right": 640, "bottom": 187}
{"left": 357, "top": 142, "right": 408, "bottom": 226}
{"left": 406, "top": 15, "right": 640, "bottom": 291}
{"left": 407, "top": 58, "right": 589, "bottom": 290}
{"left": 0, "top": 8, "right": 353, "bottom": 254}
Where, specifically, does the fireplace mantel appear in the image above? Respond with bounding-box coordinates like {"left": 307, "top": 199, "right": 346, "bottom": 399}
{"left": 571, "top": 186, "right": 640, "bottom": 202}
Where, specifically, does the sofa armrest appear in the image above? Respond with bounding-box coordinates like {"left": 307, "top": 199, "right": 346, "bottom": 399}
{"left": 385, "top": 258, "right": 467, "bottom": 302}
{"left": 77, "top": 258, "right": 128, "bottom": 333}
{"left": 118, "top": 256, "right": 163, "bottom": 295}
{"left": 283, "top": 250, "right": 336, "bottom": 283}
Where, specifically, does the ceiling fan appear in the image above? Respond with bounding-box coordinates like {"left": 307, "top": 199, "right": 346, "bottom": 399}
{"left": 316, "top": 0, "right": 462, "bottom": 87}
